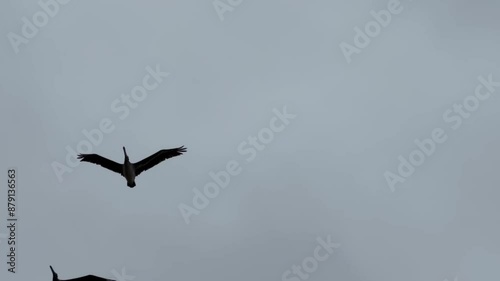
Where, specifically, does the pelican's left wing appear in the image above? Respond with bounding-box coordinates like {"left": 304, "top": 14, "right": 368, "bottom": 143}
{"left": 133, "top": 146, "right": 187, "bottom": 176}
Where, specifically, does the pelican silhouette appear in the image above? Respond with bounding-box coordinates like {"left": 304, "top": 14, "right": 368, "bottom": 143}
{"left": 50, "top": 265, "right": 114, "bottom": 281}
{"left": 77, "top": 146, "right": 187, "bottom": 187}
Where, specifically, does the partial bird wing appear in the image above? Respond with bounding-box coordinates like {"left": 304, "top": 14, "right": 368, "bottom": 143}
{"left": 77, "top": 154, "right": 123, "bottom": 175}
{"left": 133, "top": 146, "right": 187, "bottom": 176}
{"left": 49, "top": 266, "right": 115, "bottom": 281}
{"left": 68, "top": 275, "right": 115, "bottom": 281}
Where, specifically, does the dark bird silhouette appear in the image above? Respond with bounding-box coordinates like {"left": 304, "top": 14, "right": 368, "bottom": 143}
{"left": 77, "top": 146, "right": 187, "bottom": 188}
{"left": 50, "top": 265, "right": 115, "bottom": 281}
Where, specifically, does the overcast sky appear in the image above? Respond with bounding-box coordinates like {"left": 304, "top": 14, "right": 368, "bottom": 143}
{"left": 1, "top": 0, "right": 500, "bottom": 280}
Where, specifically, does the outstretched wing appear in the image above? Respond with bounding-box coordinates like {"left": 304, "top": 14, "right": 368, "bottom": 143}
{"left": 133, "top": 146, "right": 187, "bottom": 176}
{"left": 77, "top": 154, "right": 123, "bottom": 175}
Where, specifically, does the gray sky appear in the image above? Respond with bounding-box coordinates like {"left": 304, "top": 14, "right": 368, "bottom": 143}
{"left": 1, "top": 0, "right": 500, "bottom": 280}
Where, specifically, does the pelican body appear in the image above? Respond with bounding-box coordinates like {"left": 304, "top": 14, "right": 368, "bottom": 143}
{"left": 77, "top": 146, "right": 187, "bottom": 188}
{"left": 122, "top": 147, "right": 136, "bottom": 187}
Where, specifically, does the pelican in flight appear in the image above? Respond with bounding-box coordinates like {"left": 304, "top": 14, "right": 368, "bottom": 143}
{"left": 77, "top": 146, "right": 187, "bottom": 188}
{"left": 50, "top": 265, "right": 114, "bottom": 281}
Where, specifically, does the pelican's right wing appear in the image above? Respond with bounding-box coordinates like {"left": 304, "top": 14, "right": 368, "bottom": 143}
{"left": 77, "top": 154, "right": 123, "bottom": 175}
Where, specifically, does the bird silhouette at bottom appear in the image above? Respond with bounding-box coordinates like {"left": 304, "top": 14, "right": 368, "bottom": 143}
{"left": 50, "top": 265, "right": 115, "bottom": 281}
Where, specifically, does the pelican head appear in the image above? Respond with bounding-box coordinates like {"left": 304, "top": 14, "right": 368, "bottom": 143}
{"left": 123, "top": 147, "right": 128, "bottom": 158}
{"left": 49, "top": 266, "right": 58, "bottom": 281}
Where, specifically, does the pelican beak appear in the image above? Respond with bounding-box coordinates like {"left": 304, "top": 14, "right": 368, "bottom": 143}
{"left": 123, "top": 147, "right": 127, "bottom": 156}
